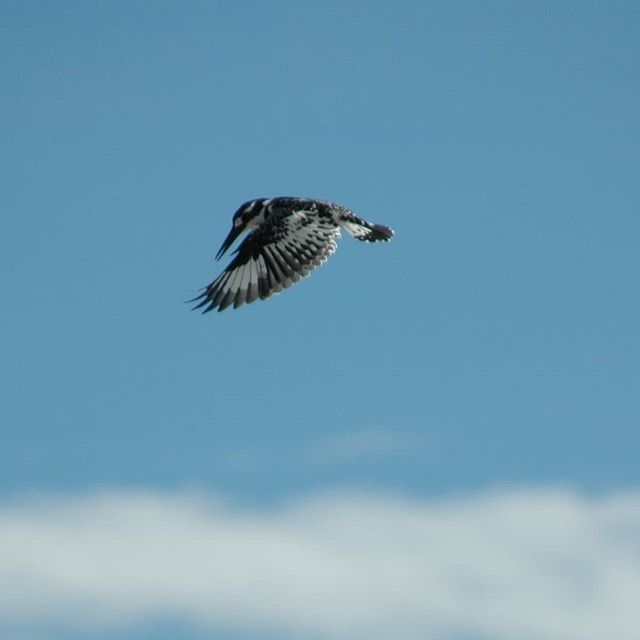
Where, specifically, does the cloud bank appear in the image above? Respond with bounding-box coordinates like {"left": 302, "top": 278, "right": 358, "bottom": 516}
{"left": 1, "top": 487, "right": 639, "bottom": 639}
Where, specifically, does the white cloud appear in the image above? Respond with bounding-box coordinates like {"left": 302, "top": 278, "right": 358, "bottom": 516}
{"left": 221, "top": 428, "right": 429, "bottom": 472}
{"left": 306, "top": 428, "right": 430, "bottom": 465}
{"left": 1, "top": 487, "right": 639, "bottom": 639}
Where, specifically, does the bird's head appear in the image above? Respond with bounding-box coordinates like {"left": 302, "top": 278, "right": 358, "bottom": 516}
{"left": 215, "top": 198, "right": 270, "bottom": 260}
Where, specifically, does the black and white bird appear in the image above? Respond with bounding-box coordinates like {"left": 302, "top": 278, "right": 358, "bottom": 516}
{"left": 192, "top": 197, "right": 394, "bottom": 312}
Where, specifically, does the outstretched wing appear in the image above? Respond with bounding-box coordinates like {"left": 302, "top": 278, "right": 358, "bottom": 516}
{"left": 192, "top": 211, "right": 340, "bottom": 312}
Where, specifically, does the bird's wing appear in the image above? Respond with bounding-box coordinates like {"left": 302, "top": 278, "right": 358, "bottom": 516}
{"left": 192, "top": 211, "right": 340, "bottom": 312}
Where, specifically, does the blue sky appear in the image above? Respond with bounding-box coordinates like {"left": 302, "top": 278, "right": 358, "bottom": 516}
{"left": 1, "top": 2, "right": 639, "bottom": 639}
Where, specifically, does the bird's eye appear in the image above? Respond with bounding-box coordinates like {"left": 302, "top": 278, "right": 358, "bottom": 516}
{"left": 234, "top": 217, "right": 242, "bottom": 227}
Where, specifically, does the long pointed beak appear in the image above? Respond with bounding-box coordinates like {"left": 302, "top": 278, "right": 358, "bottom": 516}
{"left": 215, "top": 225, "right": 242, "bottom": 260}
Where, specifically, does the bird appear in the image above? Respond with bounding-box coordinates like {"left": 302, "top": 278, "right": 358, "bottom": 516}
{"left": 192, "top": 197, "right": 394, "bottom": 313}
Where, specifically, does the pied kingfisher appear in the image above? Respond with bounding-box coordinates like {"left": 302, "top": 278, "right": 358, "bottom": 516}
{"left": 192, "top": 197, "right": 394, "bottom": 312}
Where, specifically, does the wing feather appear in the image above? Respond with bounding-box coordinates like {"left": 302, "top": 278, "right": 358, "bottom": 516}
{"left": 262, "top": 246, "right": 287, "bottom": 291}
{"left": 261, "top": 245, "right": 288, "bottom": 291}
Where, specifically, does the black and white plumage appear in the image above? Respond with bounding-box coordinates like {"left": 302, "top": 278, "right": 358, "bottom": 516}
{"left": 192, "top": 197, "right": 394, "bottom": 313}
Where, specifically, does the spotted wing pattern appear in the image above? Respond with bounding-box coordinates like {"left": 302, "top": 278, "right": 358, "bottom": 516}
{"left": 192, "top": 210, "right": 340, "bottom": 312}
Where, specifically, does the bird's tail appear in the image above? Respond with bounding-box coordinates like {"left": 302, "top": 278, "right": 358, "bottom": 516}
{"left": 339, "top": 214, "right": 394, "bottom": 242}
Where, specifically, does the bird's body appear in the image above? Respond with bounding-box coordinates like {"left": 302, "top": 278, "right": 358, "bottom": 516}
{"left": 192, "top": 197, "right": 394, "bottom": 312}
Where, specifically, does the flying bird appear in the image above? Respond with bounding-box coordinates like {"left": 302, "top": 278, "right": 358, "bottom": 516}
{"left": 192, "top": 197, "right": 394, "bottom": 312}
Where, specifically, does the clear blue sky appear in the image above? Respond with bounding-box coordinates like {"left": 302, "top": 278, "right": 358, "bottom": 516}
{"left": 1, "top": 2, "right": 639, "bottom": 639}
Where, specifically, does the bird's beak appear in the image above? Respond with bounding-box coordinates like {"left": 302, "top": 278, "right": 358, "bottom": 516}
{"left": 215, "top": 225, "right": 242, "bottom": 260}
